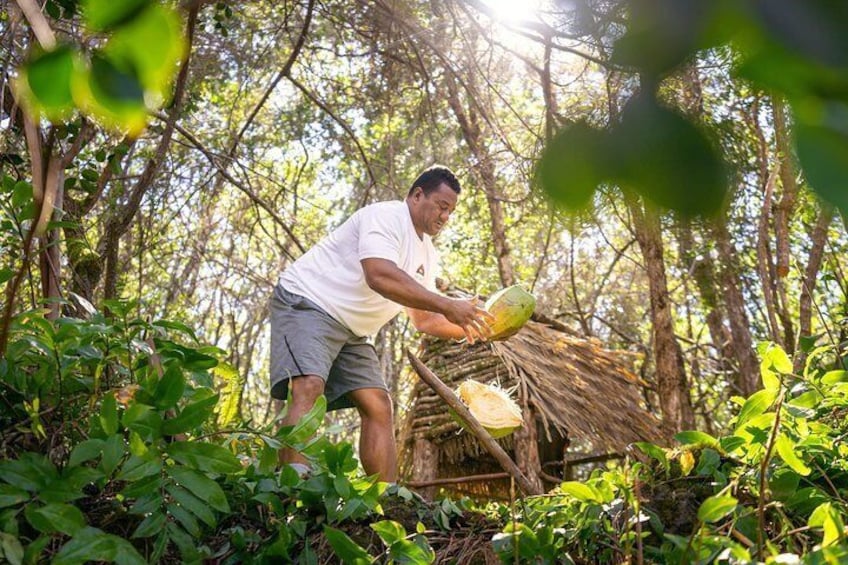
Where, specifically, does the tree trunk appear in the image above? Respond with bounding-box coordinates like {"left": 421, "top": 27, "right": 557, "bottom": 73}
{"left": 627, "top": 196, "right": 694, "bottom": 435}
{"left": 713, "top": 219, "right": 760, "bottom": 396}
{"left": 444, "top": 75, "right": 515, "bottom": 287}
{"left": 772, "top": 96, "right": 798, "bottom": 351}
{"left": 795, "top": 202, "right": 835, "bottom": 372}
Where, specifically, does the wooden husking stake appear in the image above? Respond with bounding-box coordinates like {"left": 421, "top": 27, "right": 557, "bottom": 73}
{"left": 406, "top": 349, "right": 543, "bottom": 496}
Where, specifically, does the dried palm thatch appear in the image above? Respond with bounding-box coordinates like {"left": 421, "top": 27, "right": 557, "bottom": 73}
{"left": 399, "top": 318, "right": 663, "bottom": 499}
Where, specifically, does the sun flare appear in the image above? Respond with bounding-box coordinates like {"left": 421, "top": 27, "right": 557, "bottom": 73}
{"left": 482, "top": 0, "right": 544, "bottom": 24}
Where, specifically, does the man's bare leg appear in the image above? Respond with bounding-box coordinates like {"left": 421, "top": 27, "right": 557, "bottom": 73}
{"left": 348, "top": 388, "right": 397, "bottom": 482}
{"left": 278, "top": 375, "right": 325, "bottom": 466}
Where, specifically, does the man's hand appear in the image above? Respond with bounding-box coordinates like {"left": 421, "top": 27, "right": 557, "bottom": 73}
{"left": 441, "top": 296, "right": 495, "bottom": 344}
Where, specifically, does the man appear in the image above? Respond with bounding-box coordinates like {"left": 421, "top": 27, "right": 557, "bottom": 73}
{"left": 270, "top": 165, "right": 493, "bottom": 482}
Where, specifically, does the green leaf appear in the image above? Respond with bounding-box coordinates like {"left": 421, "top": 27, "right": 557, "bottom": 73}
{"left": 25, "top": 503, "right": 86, "bottom": 535}
{"left": 282, "top": 395, "right": 327, "bottom": 445}
{"left": 822, "top": 370, "right": 848, "bottom": 384}
{"left": 165, "top": 484, "right": 216, "bottom": 527}
{"left": 116, "top": 455, "right": 161, "bottom": 482}
{"left": 82, "top": 0, "right": 149, "bottom": 31}
{"left": 168, "top": 441, "right": 242, "bottom": 474}
{"left": 809, "top": 502, "right": 846, "bottom": 547}
{"left": 697, "top": 495, "right": 738, "bottom": 523}
{"left": 633, "top": 442, "right": 669, "bottom": 473}
{"left": 797, "top": 120, "right": 848, "bottom": 217}
{"left": 103, "top": 4, "right": 186, "bottom": 99}
{"left": 0, "top": 485, "right": 29, "bottom": 509}
{"left": 53, "top": 526, "right": 147, "bottom": 565}
{"left": 559, "top": 481, "right": 604, "bottom": 503}
{"left": 324, "top": 526, "right": 374, "bottom": 564}
{"left": 21, "top": 45, "right": 78, "bottom": 120}
{"left": 611, "top": 94, "right": 728, "bottom": 217}
{"left": 100, "top": 433, "right": 126, "bottom": 476}
{"left": 100, "top": 392, "right": 118, "bottom": 435}
{"left": 121, "top": 402, "right": 162, "bottom": 440}
{"left": 152, "top": 319, "right": 198, "bottom": 342}
{"left": 776, "top": 434, "right": 812, "bottom": 476}
{"left": 69, "top": 438, "right": 105, "bottom": 467}
{"left": 0, "top": 453, "right": 56, "bottom": 492}
{"left": 371, "top": 520, "right": 406, "bottom": 546}
{"left": 153, "top": 363, "right": 185, "bottom": 410}
{"left": 0, "top": 531, "right": 24, "bottom": 565}
{"left": 166, "top": 466, "right": 229, "bottom": 512}
{"left": 167, "top": 502, "right": 200, "bottom": 537}
{"left": 736, "top": 388, "right": 778, "bottom": 427}
{"left": 132, "top": 510, "right": 166, "bottom": 539}
{"left": 758, "top": 341, "right": 793, "bottom": 374}
{"left": 161, "top": 394, "right": 218, "bottom": 435}
{"left": 78, "top": 52, "right": 147, "bottom": 135}
{"left": 538, "top": 122, "right": 606, "bottom": 210}
{"left": 674, "top": 430, "right": 719, "bottom": 448}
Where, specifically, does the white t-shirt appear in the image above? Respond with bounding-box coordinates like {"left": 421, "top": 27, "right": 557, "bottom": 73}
{"left": 279, "top": 200, "right": 440, "bottom": 337}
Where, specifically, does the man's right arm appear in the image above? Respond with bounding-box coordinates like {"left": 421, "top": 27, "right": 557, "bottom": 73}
{"left": 361, "top": 258, "right": 492, "bottom": 342}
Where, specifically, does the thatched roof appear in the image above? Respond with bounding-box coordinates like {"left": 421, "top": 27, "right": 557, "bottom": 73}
{"left": 400, "top": 318, "right": 663, "bottom": 471}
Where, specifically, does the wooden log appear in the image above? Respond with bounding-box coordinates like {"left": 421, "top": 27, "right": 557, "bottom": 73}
{"left": 406, "top": 349, "right": 543, "bottom": 497}
{"left": 405, "top": 472, "right": 510, "bottom": 489}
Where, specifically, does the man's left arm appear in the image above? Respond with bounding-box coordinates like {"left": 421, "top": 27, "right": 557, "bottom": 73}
{"left": 406, "top": 307, "right": 472, "bottom": 341}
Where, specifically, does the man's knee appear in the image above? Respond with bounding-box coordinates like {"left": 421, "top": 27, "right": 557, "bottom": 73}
{"left": 289, "top": 375, "right": 325, "bottom": 405}
{"left": 351, "top": 388, "right": 393, "bottom": 423}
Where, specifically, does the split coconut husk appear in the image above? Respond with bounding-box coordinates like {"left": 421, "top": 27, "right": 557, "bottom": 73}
{"left": 453, "top": 380, "right": 523, "bottom": 439}
{"left": 484, "top": 285, "right": 536, "bottom": 341}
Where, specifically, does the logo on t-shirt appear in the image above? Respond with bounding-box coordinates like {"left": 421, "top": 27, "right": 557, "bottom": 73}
{"left": 416, "top": 264, "right": 425, "bottom": 277}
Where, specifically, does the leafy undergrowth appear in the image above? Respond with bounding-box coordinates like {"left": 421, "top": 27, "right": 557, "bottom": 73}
{"left": 3, "top": 303, "right": 848, "bottom": 563}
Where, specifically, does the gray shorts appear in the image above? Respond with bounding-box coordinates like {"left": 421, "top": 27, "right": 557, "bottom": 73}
{"left": 269, "top": 285, "right": 386, "bottom": 411}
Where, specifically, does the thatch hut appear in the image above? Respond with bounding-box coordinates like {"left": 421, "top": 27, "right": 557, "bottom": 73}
{"left": 398, "top": 317, "right": 663, "bottom": 499}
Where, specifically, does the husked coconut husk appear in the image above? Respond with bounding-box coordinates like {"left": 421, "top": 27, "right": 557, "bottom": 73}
{"left": 484, "top": 285, "right": 536, "bottom": 341}
{"left": 453, "top": 380, "right": 523, "bottom": 439}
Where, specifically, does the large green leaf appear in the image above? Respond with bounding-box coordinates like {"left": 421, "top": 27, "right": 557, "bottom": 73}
{"left": 69, "top": 438, "right": 105, "bottom": 467}
{"left": 161, "top": 393, "right": 218, "bottom": 435}
{"left": 674, "top": 430, "right": 720, "bottom": 448}
{"left": 537, "top": 122, "right": 606, "bottom": 211}
{"left": 697, "top": 495, "right": 738, "bottom": 523}
{"left": 103, "top": 4, "right": 186, "bottom": 100}
{"left": 167, "top": 466, "right": 229, "bottom": 513}
{"left": 25, "top": 503, "right": 86, "bottom": 535}
{"left": 280, "top": 395, "right": 327, "bottom": 446}
{"left": 121, "top": 402, "right": 162, "bottom": 440}
{"left": 20, "top": 45, "right": 78, "bottom": 120}
{"left": 796, "top": 121, "right": 848, "bottom": 216}
{"left": 168, "top": 441, "right": 242, "bottom": 474}
{"left": 809, "top": 502, "right": 846, "bottom": 547}
{"left": 131, "top": 511, "right": 166, "bottom": 539}
{"left": 736, "top": 388, "right": 778, "bottom": 427}
{"left": 0, "top": 485, "right": 29, "bottom": 509}
{"left": 611, "top": 94, "right": 728, "bottom": 217}
{"left": 559, "top": 481, "right": 604, "bottom": 503}
{"left": 371, "top": 520, "right": 406, "bottom": 546}
{"left": 75, "top": 52, "right": 147, "bottom": 135}
{"left": 153, "top": 363, "right": 185, "bottom": 410}
{"left": 165, "top": 484, "right": 216, "bottom": 527}
{"left": 53, "top": 527, "right": 147, "bottom": 565}
{"left": 100, "top": 392, "right": 119, "bottom": 436}
{"left": 776, "top": 434, "right": 812, "bottom": 476}
{"left": 323, "top": 526, "right": 374, "bottom": 564}
{"left": 82, "top": 0, "right": 149, "bottom": 31}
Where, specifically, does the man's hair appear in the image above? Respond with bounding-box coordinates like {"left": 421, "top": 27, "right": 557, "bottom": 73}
{"left": 407, "top": 165, "right": 461, "bottom": 196}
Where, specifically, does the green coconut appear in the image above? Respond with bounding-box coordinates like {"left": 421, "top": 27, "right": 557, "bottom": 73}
{"left": 484, "top": 285, "right": 536, "bottom": 341}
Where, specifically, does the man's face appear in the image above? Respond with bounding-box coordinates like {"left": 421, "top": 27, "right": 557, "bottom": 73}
{"left": 410, "top": 183, "right": 458, "bottom": 237}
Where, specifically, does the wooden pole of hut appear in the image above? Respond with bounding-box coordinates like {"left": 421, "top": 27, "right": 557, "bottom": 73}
{"left": 406, "top": 349, "right": 543, "bottom": 497}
